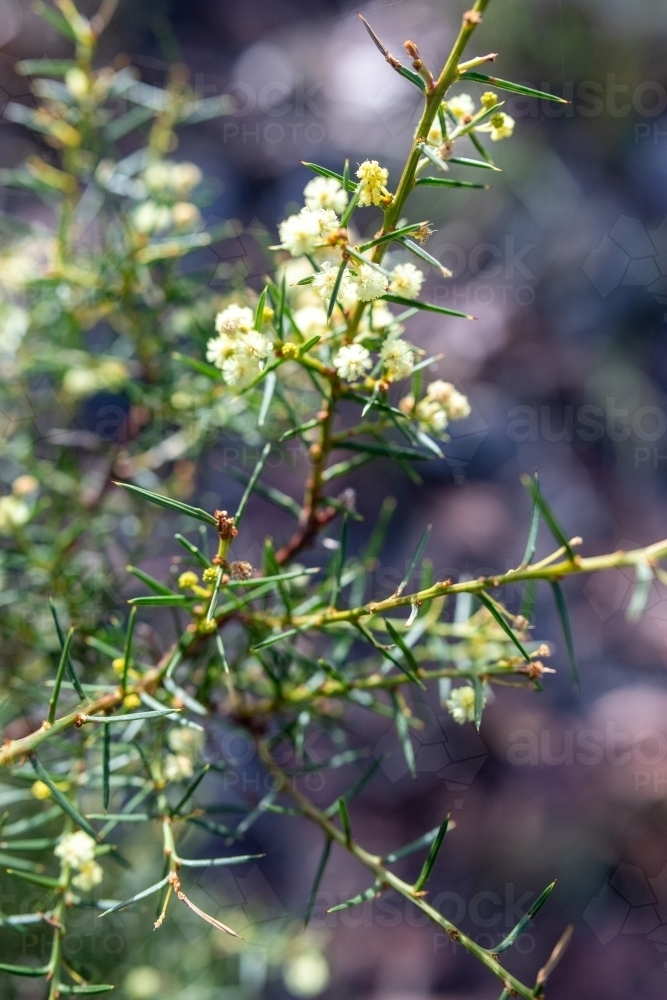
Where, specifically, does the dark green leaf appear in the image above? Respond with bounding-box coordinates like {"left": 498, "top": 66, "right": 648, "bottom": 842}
{"left": 60, "top": 986, "right": 116, "bottom": 994}
{"left": 494, "top": 880, "right": 557, "bottom": 953}
{"left": 235, "top": 442, "right": 271, "bottom": 528}
{"left": 478, "top": 593, "right": 531, "bottom": 662}
{"left": 31, "top": 757, "right": 99, "bottom": 841}
{"left": 172, "top": 352, "right": 220, "bottom": 381}
{"left": 415, "top": 176, "right": 488, "bottom": 190}
{"left": 413, "top": 815, "right": 450, "bottom": 891}
{"left": 305, "top": 837, "right": 332, "bottom": 927}
{"left": 550, "top": 582, "right": 579, "bottom": 690}
{"left": 397, "top": 237, "right": 451, "bottom": 276}
{"left": 177, "top": 853, "right": 264, "bottom": 867}
{"left": 254, "top": 286, "right": 268, "bottom": 330}
{"left": 125, "top": 566, "right": 173, "bottom": 596}
{"left": 98, "top": 875, "right": 171, "bottom": 917}
{"left": 448, "top": 155, "right": 501, "bottom": 172}
{"left": 33, "top": 1, "right": 76, "bottom": 39}
{"left": 382, "top": 824, "right": 449, "bottom": 865}
{"left": 381, "top": 293, "right": 472, "bottom": 320}
{"left": 258, "top": 371, "right": 276, "bottom": 429}
{"left": 5, "top": 869, "right": 60, "bottom": 889}
{"left": 395, "top": 524, "right": 431, "bottom": 597}
{"left": 358, "top": 221, "right": 428, "bottom": 253}
{"left": 121, "top": 606, "right": 137, "bottom": 692}
{"left": 459, "top": 71, "right": 569, "bottom": 103}
{"left": 337, "top": 797, "right": 352, "bottom": 846}
{"left": 336, "top": 440, "right": 429, "bottom": 461}
{"left": 224, "top": 466, "right": 301, "bottom": 519}
{"left": 0, "top": 960, "right": 49, "bottom": 976}
{"left": 520, "top": 474, "right": 574, "bottom": 560}
{"left": 49, "top": 600, "right": 84, "bottom": 699}
{"left": 328, "top": 881, "right": 382, "bottom": 912}
{"left": 327, "top": 260, "right": 348, "bottom": 320}
{"left": 175, "top": 534, "right": 213, "bottom": 569}
{"left": 127, "top": 595, "right": 191, "bottom": 607}
{"left": 301, "top": 161, "right": 357, "bottom": 192}
{"left": 47, "top": 625, "right": 74, "bottom": 725}
{"left": 114, "top": 482, "right": 217, "bottom": 525}
{"left": 521, "top": 472, "right": 541, "bottom": 565}
{"left": 384, "top": 619, "right": 425, "bottom": 688}
{"left": 103, "top": 725, "right": 110, "bottom": 812}
{"left": 356, "top": 12, "right": 425, "bottom": 91}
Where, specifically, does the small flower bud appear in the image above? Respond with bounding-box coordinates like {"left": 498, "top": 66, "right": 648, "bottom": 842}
{"left": 178, "top": 571, "right": 199, "bottom": 590}
{"left": 202, "top": 567, "right": 218, "bottom": 583}
{"left": 214, "top": 510, "right": 238, "bottom": 540}
{"left": 480, "top": 91, "right": 498, "bottom": 108}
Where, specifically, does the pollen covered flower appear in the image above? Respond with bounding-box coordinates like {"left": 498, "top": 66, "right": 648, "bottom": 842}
{"left": 380, "top": 336, "right": 415, "bottom": 381}
{"left": 447, "top": 93, "right": 475, "bottom": 120}
{"left": 477, "top": 112, "right": 515, "bottom": 141}
{"left": 304, "top": 176, "right": 348, "bottom": 214}
{"left": 351, "top": 263, "right": 388, "bottom": 302}
{"left": 426, "top": 380, "right": 471, "bottom": 420}
{"left": 400, "top": 380, "right": 471, "bottom": 434}
{"left": 55, "top": 830, "right": 97, "bottom": 869}
{"left": 312, "top": 261, "right": 357, "bottom": 305}
{"left": 72, "top": 860, "right": 104, "bottom": 892}
{"left": 293, "top": 304, "right": 329, "bottom": 338}
{"left": 388, "top": 262, "right": 424, "bottom": 300}
{"left": 164, "top": 753, "right": 194, "bottom": 782}
{"left": 333, "top": 344, "right": 372, "bottom": 382}
{"left": 278, "top": 207, "right": 339, "bottom": 257}
{"left": 446, "top": 684, "right": 485, "bottom": 724}
{"left": 214, "top": 304, "right": 254, "bottom": 336}
{"left": 356, "top": 160, "right": 390, "bottom": 207}
{"left": 206, "top": 316, "right": 272, "bottom": 386}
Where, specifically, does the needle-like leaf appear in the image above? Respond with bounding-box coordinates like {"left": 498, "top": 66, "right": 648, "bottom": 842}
{"left": 550, "top": 581, "right": 579, "bottom": 690}
{"left": 478, "top": 593, "right": 531, "bottom": 662}
{"left": 235, "top": 442, "right": 271, "bottom": 528}
{"left": 49, "top": 600, "right": 85, "bottom": 699}
{"left": 31, "top": 756, "right": 99, "bottom": 841}
{"left": 413, "top": 814, "right": 450, "bottom": 892}
{"left": 459, "top": 71, "right": 569, "bottom": 103}
{"left": 494, "top": 880, "right": 556, "bottom": 953}
{"left": 305, "top": 837, "right": 332, "bottom": 927}
{"left": 113, "top": 482, "right": 217, "bottom": 525}
{"left": 47, "top": 625, "right": 74, "bottom": 725}
{"left": 328, "top": 881, "right": 382, "bottom": 912}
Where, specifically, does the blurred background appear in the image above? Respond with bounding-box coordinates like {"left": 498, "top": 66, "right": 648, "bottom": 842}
{"left": 3, "top": 0, "right": 667, "bottom": 997}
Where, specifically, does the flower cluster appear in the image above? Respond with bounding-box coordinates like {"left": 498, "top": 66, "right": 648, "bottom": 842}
{"left": 163, "top": 726, "right": 204, "bottom": 783}
{"left": 400, "top": 380, "right": 471, "bottom": 433}
{"left": 446, "top": 684, "right": 489, "bottom": 724}
{"left": 206, "top": 305, "right": 272, "bottom": 386}
{"left": 132, "top": 161, "right": 203, "bottom": 234}
{"left": 278, "top": 206, "right": 341, "bottom": 257}
{"left": 55, "top": 831, "right": 103, "bottom": 892}
{"left": 356, "top": 159, "right": 390, "bottom": 207}
{"left": 426, "top": 91, "right": 515, "bottom": 152}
